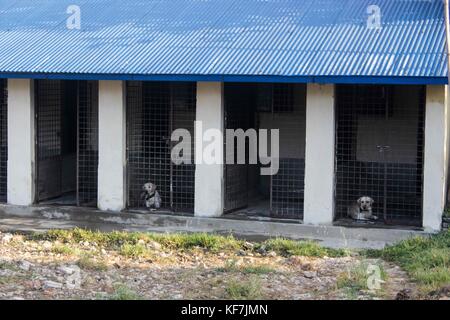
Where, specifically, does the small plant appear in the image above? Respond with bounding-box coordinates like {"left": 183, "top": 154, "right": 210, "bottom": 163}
{"left": 242, "top": 265, "right": 276, "bottom": 275}
{"left": 226, "top": 276, "right": 263, "bottom": 300}
{"left": 104, "top": 284, "right": 143, "bottom": 300}
{"left": 336, "top": 261, "right": 387, "bottom": 299}
{"left": 119, "top": 243, "right": 148, "bottom": 258}
{"left": 217, "top": 260, "right": 276, "bottom": 275}
{"left": 51, "top": 244, "right": 75, "bottom": 255}
{"left": 259, "top": 238, "right": 348, "bottom": 258}
{"left": 77, "top": 254, "right": 108, "bottom": 271}
{"left": 444, "top": 208, "right": 450, "bottom": 218}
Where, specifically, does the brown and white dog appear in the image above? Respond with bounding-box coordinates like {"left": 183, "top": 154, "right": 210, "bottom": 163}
{"left": 347, "top": 196, "right": 378, "bottom": 221}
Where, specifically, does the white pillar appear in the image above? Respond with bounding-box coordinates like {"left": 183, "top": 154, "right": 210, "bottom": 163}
{"left": 7, "top": 79, "right": 35, "bottom": 205}
{"left": 423, "top": 85, "right": 448, "bottom": 232}
{"left": 304, "top": 83, "right": 335, "bottom": 225}
{"left": 194, "top": 82, "right": 224, "bottom": 217}
{"left": 98, "top": 80, "right": 126, "bottom": 211}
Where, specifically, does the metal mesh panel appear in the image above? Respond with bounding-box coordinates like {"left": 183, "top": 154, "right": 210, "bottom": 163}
{"left": 127, "top": 81, "right": 196, "bottom": 212}
{"left": 224, "top": 84, "right": 253, "bottom": 212}
{"left": 36, "top": 80, "right": 98, "bottom": 205}
{"left": 224, "top": 84, "right": 306, "bottom": 219}
{"left": 36, "top": 80, "right": 63, "bottom": 201}
{"left": 77, "top": 81, "right": 99, "bottom": 207}
{"left": 335, "top": 85, "right": 425, "bottom": 226}
{"left": 270, "top": 84, "right": 305, "bottom": 219}
{"left": 0, "top": 79, "right": 7, "bottom": 202}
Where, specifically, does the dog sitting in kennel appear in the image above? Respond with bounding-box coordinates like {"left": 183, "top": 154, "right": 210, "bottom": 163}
{"left": 347, "top": 196, "right": 378, "bottom": 221}
{"left": 141, "top": 182, "right": 162, "bottom": 211}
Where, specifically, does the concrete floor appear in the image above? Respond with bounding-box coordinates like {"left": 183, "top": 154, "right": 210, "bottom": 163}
{"left": 0, "top": 204, "right": 430, "bottom": 249}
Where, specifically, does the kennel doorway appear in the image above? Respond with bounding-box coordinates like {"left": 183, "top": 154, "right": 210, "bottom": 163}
{"left": 224, "top": 83, "right": 306, "bottom": 220}
{"left": 126, "top": 81, "right": 196, "bottom": 212}
{"left": 0, "top": 79, "right": 6, "bottom": 203}
{"left": 35, "top": 80, "right": 98, "bottom": 207}
{"left": 335, "top": 85, "right": 425, "bottom": 227}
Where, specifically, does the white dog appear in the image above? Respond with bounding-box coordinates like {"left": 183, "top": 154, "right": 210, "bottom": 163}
{"left": 141, "top": 182, "right": 161, "bottom": 211}
{"left": 347, "top": 196, "right": 377, "bottom": 221}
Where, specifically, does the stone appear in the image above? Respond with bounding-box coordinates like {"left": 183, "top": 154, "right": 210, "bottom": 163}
{"left": 243, "top": 241, "right": 254, "bottom": 250}
{"left": 1, "top": 233, "right": 13, "bottom": 244}
{"left": 396, "top": 289, "right": 412, "bottom": 300}
{"left": 256, "top": 245, "right": 267, "bottom": 255}
{"left": 18, "top": 260, "right": 34, "bottom": 271}
{"left": 58, "top": 265, "right": 79, "bottom": 275}
{"left": 303, "top": 271, "right": 317, "bottom": 279}
{"left": 43, "top": 280, "right": 63, "bottom": 289}
{"left": 42, "top": 241, "right": 52, "bottom": 250}
{"left": 267, "top": 251, "right": 277, "bottom": 257}
{"left": 147, "top": 241, "right": 162, "bottom": 251}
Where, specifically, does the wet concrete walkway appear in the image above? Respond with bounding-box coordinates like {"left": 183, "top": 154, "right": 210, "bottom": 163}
{"left": 0, "top": 204, "right": 428, "bottom": 249}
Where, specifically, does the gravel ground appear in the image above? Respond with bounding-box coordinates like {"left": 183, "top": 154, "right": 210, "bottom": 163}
{"left": 0, "top": 231, "right": 416, "bottom": 300}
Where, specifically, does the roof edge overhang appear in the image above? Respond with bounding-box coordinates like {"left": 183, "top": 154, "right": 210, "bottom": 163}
{"left": 0, "top": 73, "right": 447, "bottom": 85}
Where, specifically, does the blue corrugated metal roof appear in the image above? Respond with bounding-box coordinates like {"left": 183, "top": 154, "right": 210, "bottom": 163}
{"left": 0, "top": 0, "right": 447, "bottom": 84}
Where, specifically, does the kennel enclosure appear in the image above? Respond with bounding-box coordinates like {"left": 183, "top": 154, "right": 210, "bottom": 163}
{"left": 35, "top": 80, "right": 99, "bottom": 206}
{"left": 126, "top": 81, "right": 196, "bottom": 212}
{"left": 335, "top": 85, "right": 425, "bottom": 227}
{"left": 224, "top": 83, "right": 306, "bottom": 220}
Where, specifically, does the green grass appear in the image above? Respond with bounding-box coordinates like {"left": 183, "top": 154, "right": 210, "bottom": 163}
{"left": 444, "top": 208, "right": 450, "bottom": 218}
{"left": 241, "top": 265, "right": 276, "bottom": 275}
{"left": 100, "top": 284, "right": 143, "bottom": 300}
{"left": 77, "top": 254, "right": 108, "bottom": 271}
{"left": 29, "top": 228, "right": 347, "bottom": 258}
{"left": 119, "top": 243, "right": 148, "bottom": 258}
{"left": 257, "top": 238, "right": 348, "bottom": 258}
{"left": 0, "top": 261, "right": 17, "bottom": 271}
{"left": 367, "top": 230, "right": 450, "bottom": 294}
{"left": 336, "top": 261, "right": 387, "bottom": 299}
{"left": 217, "top": 260, "right": 276, "bottom": 274}
{"left": 51, "top": 244, "right": 76, "bottom": 255}
{"left": 226, "top": 276, "right": 263, "bottom": 300}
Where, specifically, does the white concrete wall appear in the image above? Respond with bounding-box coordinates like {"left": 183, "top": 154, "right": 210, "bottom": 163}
{"left": 194, "top": 82, "right": 224, "bottom": 217}
{"left": 98, "top": 80, "right": 126, "bottom": 211}
{"left": 423, "top": 85, "right": 448, "bottom": 232}
{"left": 7, "top": 79, "right": 35, "bottom": 205}
{"left": 304, "top": 84, "right": 335, "bottom": 225}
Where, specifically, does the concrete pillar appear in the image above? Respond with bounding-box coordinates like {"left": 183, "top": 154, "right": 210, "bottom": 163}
{"left": 98, "top": 80, "right": 126, "bottom": 211}
{"left": 194, "top": 82, "right": 224, "bottom": 217}
{"left": 7, "top": 79, "right": 35, "bottom": 205}
{"left": 304, "top": 83, "right": 335, "bottom": 225}
{"left": 423, "top": 85, "right": 449, "bottom": 232}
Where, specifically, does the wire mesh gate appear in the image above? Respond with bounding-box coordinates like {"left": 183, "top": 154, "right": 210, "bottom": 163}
{"left": 0, "top": 79, "right": 7, "bottom": 202}
{"left": 126, "top": 81, "right": 196, "bottom": 212}
{"left": 335, "top": 85, "right": 425, "bottom": 226}
{"left": 77, "top": 81, "right": 99, "bottom": 206}
{"left": 35, "top": 80, "right": 98, "bottom": 206}
{"left": 224, "top": 83, "right": 306, "bottom": 219}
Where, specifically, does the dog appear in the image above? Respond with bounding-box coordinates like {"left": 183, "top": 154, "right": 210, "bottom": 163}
{"left": 141, "top": 182, "right": 162, "bottom": 211}
{"left": 347, "top": 196, "right": 378, "bottom": 221}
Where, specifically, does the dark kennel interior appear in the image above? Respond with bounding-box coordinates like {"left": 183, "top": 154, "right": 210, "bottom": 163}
{"left": 0, "top": 79, "right": 6, "bottom": 203}
{"left": 126, "top": 81, "right": 196, "bottom": 212}
{"left": 224, "top": 83, "right": 306, "bottom": 220}
{"left": 35, "top": 80, "right": 98, "bottom": 206}
{"left": 335, "top": 85, "right": 425, "bottom": 227}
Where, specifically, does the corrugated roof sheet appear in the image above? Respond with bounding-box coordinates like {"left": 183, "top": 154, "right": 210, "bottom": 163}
{"left": 0, "top": 0, "right": 447, "bottom": 83}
